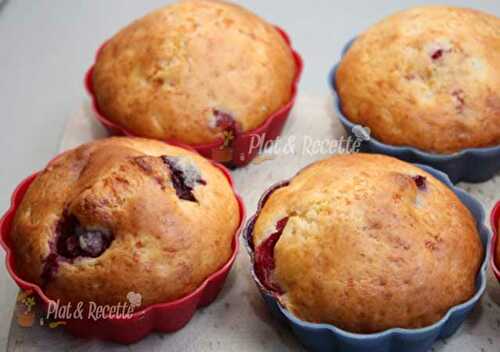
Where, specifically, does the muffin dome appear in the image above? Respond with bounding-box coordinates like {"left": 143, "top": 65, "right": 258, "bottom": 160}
{"left": 92, "top": 0, "right": 296, "bottom": 145}
{"left": 250, "top": 154, "right": 482, "bottom": 333}
{"left": 336, "top": 6, "right": 500, "bottom": 153}
{"left": 11, "top": 137, "right": 240, "bottom": 307}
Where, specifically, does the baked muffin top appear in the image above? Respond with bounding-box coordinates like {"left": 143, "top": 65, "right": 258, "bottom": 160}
{"left": 92, "top": 0, "right": 296, "bottom": 145}
{"left": 11, "top": 137, "right": 240, "bottom": 307}
{"left": 336, "top": 6, "right": 500, "bottom": 153}
{"left": 251, "top": 154, "right": 482, "bottom": 333}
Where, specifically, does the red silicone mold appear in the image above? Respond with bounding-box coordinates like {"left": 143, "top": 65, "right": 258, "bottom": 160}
{"left": 0, "top": 145, "right": 245, "bottom": 344}
{"left": 84, "top": 27, "right": 303, "bottom": 168}
{"left": 491, "top": 201, "right": 500, "bottom": 282}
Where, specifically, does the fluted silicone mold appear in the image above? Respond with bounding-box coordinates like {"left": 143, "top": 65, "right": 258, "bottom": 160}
{"left": 0, "top": 144, "right": 245, "bottom": 344}
{"left": 245, "top": 164, "right": 490, "bottom": 352}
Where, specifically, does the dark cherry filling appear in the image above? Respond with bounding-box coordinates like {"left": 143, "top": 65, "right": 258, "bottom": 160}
{"left": 213, "top": 109, "right": 241, "bottom": 146}
{"left": 56, "top": 214, "right": 113, "bottom": 259}
{"left": 213, "top": 109, "right": 237, "bottom": 131}
{"left": 255, "top": 217, "right": 289, "bottom": 293}
{"left": 41, "top": 214, "right": 113, "bottom": 284}
{"left": 162, "top": 156, "right": 206, "bottom": 202}
{"left": 412, "top": 175, "right": 427, "bottom": 191}
{"left": 431, "top": 49, "right": 443, "bottom": 60}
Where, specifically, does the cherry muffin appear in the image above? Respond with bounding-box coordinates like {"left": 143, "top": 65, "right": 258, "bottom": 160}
{"left": 10, "top": 137, "right": 240, "bottom": 307}
{"left": 336, "top": 6, "right": 500, "bottom": 153}
{"left": 249, "top": 153, "right": 482, "bottom": 333}
{"left": 91, "top": 0, "right": 297, "bottom": 149}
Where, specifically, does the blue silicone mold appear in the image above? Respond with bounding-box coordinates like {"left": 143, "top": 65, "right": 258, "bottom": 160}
{"left": 245, "top": 164, "right": 491, "bottom": 352}
{"left": 328, "top": 38, "right": 500, "bottom": 184}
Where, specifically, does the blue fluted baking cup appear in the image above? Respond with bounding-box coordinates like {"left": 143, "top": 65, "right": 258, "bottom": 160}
{"left": 245, "top": 164, "right": 491, "bottom": 352}
{"left": 328, "top": 38, "right": 500, "bottom": 184}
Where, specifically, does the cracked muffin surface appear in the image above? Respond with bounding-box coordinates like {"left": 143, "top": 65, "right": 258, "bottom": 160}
{"left": 92, "top": 0, "right": 296, "bottom": 144}
{"left": 11, "top": 137, "right": 240, "bottom": 307}
{"left": 251, "top": 154, "right": 482, "bottom": 333}
{"left": 336, "top": 6, "right": 500, "bottom": 153}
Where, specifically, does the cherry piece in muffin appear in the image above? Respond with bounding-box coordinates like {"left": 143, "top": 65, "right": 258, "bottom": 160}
{"left": 162, "top": 156, "right": 206, "bottom": 202}
{"left": 254, "top": 217, "right": 288, "bottom": 293}
{"left": 56, "top": 214, "right": 113, "bottom": 259}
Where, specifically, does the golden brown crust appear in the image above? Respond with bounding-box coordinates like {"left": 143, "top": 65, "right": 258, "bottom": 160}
{"left": 11, "top": 137, "right": 240, "bottom": 307}
{"left": 252, "top": 154, "right": 482, "bottom": 333}
{"left": 92, "top": 0, "right": 296, "bottom": 144}
{"left": 336, "top": 6, "right": 500, "bottom": 153}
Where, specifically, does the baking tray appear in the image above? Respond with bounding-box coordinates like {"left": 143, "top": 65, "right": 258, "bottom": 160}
{"left": 7, "top": 95, "right": 500, "bottom": 352}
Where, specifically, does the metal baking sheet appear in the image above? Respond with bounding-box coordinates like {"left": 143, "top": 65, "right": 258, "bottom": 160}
{"left": 7, "top": 95, "right": 500, "bottom": 352}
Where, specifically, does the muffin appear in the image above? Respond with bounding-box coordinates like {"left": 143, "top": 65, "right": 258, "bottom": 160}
{"left": 249, "top": 153, "right": 482, "bottom": 333}
{"left": 10, "top": 137, "right": 240, "bottom": 307}
{"left": 92, "top": 0, "right": 297, "bottom": 147}
{"left": 336, "top": 6, "right": 500, "bottom": 153}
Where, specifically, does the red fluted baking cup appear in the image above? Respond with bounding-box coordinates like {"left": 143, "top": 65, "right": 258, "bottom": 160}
{"left": 491, "top": 201, "right": 500, "bottom": 282}
{"left": 85, "top": 26, "right": 303, "bottom": 167}
{"left": 0, "top": 145, "right": 245, "bottom": 344}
